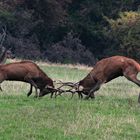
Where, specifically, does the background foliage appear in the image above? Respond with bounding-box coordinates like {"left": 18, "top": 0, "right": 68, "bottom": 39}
{"left": 0, "top": 0, "right": 140, "bottom": 64}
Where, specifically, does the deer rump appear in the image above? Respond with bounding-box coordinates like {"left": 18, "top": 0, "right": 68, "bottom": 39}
{"left": 0, "top": 61, "right": 54, "bottom": 97}
{"left": 58, "top": 56, "right": 140, "bottom": 100}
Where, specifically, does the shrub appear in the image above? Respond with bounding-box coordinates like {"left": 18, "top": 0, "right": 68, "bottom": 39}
{"left": 106, "top": 11, "right": 140, "bottom": 59}
{"left": 44, "top": 32, "right": 96, "bottom": 65}
{"left": 6, "top": 35, "right": 41, "bottom": 60}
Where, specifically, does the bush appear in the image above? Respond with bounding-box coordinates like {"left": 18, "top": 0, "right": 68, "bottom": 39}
{"left": 106, "top": 11, "right": 140, "bottom": 59}
{"left": 6, "top": 35, "right": 41, "bottom": 60}
{"left": 44, "top": 32, "right": 96, "bottom": 65}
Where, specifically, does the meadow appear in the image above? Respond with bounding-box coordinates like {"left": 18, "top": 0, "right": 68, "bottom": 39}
{"left": 0, "top": 61, "right": 140, "bottom": 140}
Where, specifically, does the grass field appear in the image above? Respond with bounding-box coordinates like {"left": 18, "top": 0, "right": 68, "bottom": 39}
{"left": 0, "top": 62, "right": 140, "bottom": 140}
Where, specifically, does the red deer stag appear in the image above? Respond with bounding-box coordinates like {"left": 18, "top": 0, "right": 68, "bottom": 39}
{"left": 0, "top": 61, "right": 56, "bottom": 97}
{"left": 59, "top": 56, "right": 140, "bottom": 101}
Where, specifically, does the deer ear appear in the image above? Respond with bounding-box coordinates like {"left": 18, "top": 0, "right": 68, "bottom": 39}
{"left": 78, "top": 85, "right": 84, "bottom": 91}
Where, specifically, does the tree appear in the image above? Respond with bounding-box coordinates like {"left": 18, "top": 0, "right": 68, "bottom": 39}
{"left": 107, "top": 11, "right": 140, "bottom": 59}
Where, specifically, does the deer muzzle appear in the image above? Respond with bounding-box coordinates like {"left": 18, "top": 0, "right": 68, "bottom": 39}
{"left": 39, "top": 85, "right": 55, "bottom": 97}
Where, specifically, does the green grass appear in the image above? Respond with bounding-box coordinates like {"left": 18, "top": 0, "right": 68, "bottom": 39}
{"left": 0, "top": 64, "right": 140, "bottom": 140}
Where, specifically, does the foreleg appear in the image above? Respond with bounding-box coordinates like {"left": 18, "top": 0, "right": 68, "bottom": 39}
{"left": 25, "top": 76, "right": 38, "bottom": 97}
{"left": 85, "top": 81, "right": 101, "bottom": 100}
{"left": 27, "top": 84, "right": 33, "bottom": 97}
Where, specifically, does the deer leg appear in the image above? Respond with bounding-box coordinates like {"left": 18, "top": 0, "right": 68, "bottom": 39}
{"left": 85, "top": 81, "right": 101, "bottom": 100}
{"left": 30, "top": 82, "right": 38, "bottom": 98}
{"left": 124, "top": 71, "right": 140, "bottom": 103}
{"left": 125, "top": 75, "right": 140, "bottom": 86}
{"left": 124, "top": 71, "right": 140, "bottom": 87}
{"left": 25, "top": 76, "right": 38, "bottom": 97}
{"left": 27, "top": 84, "right": 33, "bottom": 97}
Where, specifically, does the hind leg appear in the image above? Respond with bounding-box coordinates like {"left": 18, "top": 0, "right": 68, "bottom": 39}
{"left": 123, "top": 70, "right": 140, "bottom": 87}
{"left": 125, "top": 74, "right": 140, "bottom": 86}
{"left": 124, "top": 69, "right": 140, "bottom": 103}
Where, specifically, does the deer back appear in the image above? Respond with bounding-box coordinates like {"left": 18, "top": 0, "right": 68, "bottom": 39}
{"left": 0, "top": 61, "right": 52, "bottom": 84}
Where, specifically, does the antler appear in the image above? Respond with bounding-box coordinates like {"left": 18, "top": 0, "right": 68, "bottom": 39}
{"left": 54, "top": 81, "right": 81, "bottom": 98}
{"left": 56, "top": 80, "right": 79, "bottom": 88}
{"left": 39, "top": 80, "right": 83, "bottom": 99}
{"left": 55, "top": 88, "right": 83, "bottom": 99}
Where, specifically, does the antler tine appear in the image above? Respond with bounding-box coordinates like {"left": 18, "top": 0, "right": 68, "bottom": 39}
{"left": 56, "top": 79, "right": 73, "bottom": 84}
{"left": 65, "top": 88, "right": 76, "bottom": 99}
{"left": 54, "top": 82, "right": 80, "bottom": 98}
{"left": 45, "top": 84, "right": 65, "bottom": 98}
{"left": 54, "top": 83, "right": 75, "bottom": 97}
{"left": 56, "top": 80, "right": 79, "bottom": 88}
{"left": 49, "top": 80, "right": 80, "bottom": 98}
{"left": 55, "top": 88, "right": 83, "bottom": 99}
{"left": 45, "top": 81, "right": 82, "bottom": 99}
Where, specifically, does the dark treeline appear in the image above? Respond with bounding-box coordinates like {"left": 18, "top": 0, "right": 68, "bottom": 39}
{"left": 0, "top": 0, "right": 140, "bottom": 65}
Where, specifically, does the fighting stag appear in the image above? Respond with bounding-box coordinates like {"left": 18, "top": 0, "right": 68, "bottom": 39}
{"left": 59, "top": 56, "right": 140, "bottom": 101}
{"left": 0, "top": 61, "right": 61, "bottom": 97}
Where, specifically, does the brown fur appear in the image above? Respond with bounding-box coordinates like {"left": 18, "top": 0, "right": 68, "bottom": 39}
{"left": 78, "top": 56, "right": 140, "bottom": 99}
{"left": 0, "top": 60, "right": 54, "bottom": 97}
